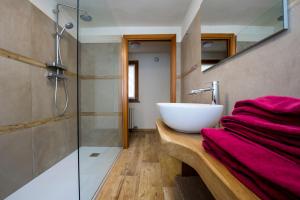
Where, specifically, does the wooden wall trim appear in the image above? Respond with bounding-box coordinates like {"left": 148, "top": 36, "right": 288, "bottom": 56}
{"left": 64, "top": 71, "right": 77, "bottom": 77}
{"left": 80, "top": 112, "right": 121, "bottom": 117}
{"left": 122, "top": 34, "right": 177, "bottom": 149}
{"left": 80, "top": 75, "right": 121, "bottom": 80}
{"left": 0, "top": 113, "right": 76, "bottom": 134}
{"left": 0, "top": 48, "right": 46, "bottom": 68}
{"left": 0, "top": 47, "right": 77, "bottom": 77}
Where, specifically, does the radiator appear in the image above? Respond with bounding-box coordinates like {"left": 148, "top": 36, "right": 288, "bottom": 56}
{"left": 129, "top": 107, "right": 134, "bottom": 129}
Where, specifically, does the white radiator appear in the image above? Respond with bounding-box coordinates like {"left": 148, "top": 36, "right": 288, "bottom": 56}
{"left": 129, "top": 107, "right": 134, "bottom": 129}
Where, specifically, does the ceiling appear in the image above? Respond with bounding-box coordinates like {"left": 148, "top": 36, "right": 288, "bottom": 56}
{"left": 200, "top": 0, "right": 282, "bottom": 26}
{"left": 63, "top": 0, "right": 193, "bottom": 28}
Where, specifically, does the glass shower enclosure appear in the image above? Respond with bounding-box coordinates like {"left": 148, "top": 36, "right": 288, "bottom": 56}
{"left": 0, "top": 0, "right": 122, "bottom": 199}
{"left": 77, "top": 1, "right": 123, "bottom": 199}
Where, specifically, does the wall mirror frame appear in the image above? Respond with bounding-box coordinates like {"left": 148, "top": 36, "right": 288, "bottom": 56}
{"left": 201, "top": 0, "right": 289, "bottom": 72}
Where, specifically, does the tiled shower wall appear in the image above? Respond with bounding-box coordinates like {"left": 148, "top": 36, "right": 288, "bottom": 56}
{"left": 181, "top": 2, "right": 300, "bottom": 114}
{"left": 0, "top": 0, "right": 77, "bottom": 199}
{"left": 79, "top": 43, "right": 122, "bottom": 147}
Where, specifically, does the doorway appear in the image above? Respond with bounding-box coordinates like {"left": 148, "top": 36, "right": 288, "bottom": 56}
{"left": 122, "top": 34, "right": 177, "bottom": 148}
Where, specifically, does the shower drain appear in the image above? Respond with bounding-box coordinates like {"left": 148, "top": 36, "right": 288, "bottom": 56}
{"left": 89, "top": 153, "right": 100, "bottom": 157}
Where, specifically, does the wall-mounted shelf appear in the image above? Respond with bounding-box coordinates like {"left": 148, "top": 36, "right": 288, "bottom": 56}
{"left": 156, "top": 119, "right": 260, "bottom": 200}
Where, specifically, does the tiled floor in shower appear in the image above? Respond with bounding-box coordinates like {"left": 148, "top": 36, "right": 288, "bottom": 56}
{"left": 6, "top": 147, "right": 121, "bottom": 200}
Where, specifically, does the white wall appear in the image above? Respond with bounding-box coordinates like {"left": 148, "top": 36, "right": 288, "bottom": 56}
{"left": 129, "top": 53, "right": 170, "bottom": 129}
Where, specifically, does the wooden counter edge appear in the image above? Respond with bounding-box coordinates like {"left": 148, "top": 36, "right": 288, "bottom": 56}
{"left": 156, "top": 119, "right": 260, "bottom": 200}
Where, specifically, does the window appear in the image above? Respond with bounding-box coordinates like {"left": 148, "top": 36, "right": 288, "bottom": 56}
{"left": 128, "top": 61, "right": 139, "bottom": 102}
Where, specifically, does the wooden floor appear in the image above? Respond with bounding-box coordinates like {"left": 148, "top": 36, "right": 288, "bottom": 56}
{"left": 96, "top": 131, "right": 164, "bottom": 200}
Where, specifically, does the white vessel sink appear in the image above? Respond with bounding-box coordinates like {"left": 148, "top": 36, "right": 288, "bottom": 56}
{"left": 157, "top": 103, "right": 224, "bottom": 133}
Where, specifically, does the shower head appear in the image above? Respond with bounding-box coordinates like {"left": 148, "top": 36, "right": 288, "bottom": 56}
{"left": 80, "top": 12, "right": 92, "bottom": 22}
{"left": 59, "top": 22, "right": 74, "bottom": 36}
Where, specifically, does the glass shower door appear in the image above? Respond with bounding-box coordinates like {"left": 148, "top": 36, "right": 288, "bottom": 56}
{"left": 78, "top": 1, "right": 122, "bottom": 199}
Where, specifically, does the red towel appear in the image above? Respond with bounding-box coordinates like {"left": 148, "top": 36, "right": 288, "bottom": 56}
{"left": 221, "top": 115, "right": 300, "bottom": 144}
{"left": 232, "top": 106, "right": 300, "bottom": 126}
{"left": 221, "top": 118, "right": 300, "bottom": 164}
{"left": 222, "top": 96, "right": 300, "bottom": 163}
{"left": 234, "top": 96, "right": 300, "bottom": 116}
{"left": 202, "top": 128, "right": 300, "bottom": 200}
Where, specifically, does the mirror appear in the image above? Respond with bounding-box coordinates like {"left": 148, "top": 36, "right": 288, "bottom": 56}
{"left": 200, "top": 0, "right": 289, "bottom": 72}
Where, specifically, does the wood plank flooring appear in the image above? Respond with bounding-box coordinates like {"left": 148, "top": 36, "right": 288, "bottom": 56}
{"left": 96, "top": 131, "right": 164, "bottom": 200}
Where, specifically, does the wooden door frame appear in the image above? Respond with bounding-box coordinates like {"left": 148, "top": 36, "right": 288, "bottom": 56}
{"left": 122, "top": 34, "right": 177, "bottom": 148}
{"left": 201, "top": 33, "right": 237, "bottom": 58}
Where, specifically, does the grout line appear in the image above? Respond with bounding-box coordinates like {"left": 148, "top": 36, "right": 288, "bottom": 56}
{"left": 31, "top": 127, "right": 35, "bottom": 178}
{"left": 0, "top": 113, "right": 76, "bottom": 134}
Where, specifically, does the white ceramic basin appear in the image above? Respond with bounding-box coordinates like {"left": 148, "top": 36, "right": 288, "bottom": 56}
{"left": 157, "top": 103, "right": 224, "bottom": 133}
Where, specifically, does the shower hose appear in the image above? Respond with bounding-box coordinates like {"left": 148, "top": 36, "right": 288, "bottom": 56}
{"left": 54, "top": 68, "right": 69, "bottom": 116}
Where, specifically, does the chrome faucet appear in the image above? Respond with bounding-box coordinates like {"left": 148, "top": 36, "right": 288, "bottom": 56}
{"left": 189, "top": 81, "right": 220, "bottom": 105}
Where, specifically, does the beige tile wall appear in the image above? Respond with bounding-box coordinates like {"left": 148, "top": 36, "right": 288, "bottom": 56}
{"left": 0, "top": 129, "right": 33, "bottom": 199}
{"left": 79, "top": 43, "right": 122, "bottom": 147}
{"left": 181, "top": 11, "right": 202, "bottom": 76}
{"left": 0, "top": 0, "right": 77, "bottom": 198}
{"left": 181, "top": 4, "right": 300, "bottom": 115}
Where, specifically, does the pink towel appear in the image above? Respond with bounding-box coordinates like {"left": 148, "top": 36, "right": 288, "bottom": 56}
{"left": 202, "top": 128, "right": 300, "bottom": 200}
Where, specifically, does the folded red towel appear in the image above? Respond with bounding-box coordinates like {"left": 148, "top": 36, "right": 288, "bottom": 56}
{"left": 232, "top": 106, "right": 300, "bottom": 126}
{"left": 221, "top": 115, "right": 300, "bottom": 143}
{"left": 234, "top": 96, "right": 300, "bottom": 116}
{"left": 221, "top": 119, "right": 300, "bottom": 164}
{"left": 202, "top": 128, "right": 300, "bottom": 200}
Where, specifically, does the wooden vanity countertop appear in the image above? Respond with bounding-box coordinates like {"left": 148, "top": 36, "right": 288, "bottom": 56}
{"left": 156, "top": 119, "right": 260, "bottom": 200}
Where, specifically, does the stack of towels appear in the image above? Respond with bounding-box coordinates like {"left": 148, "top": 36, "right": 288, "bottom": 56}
{"left": 201, "top": 96, "right": 300, "bottom": 200}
